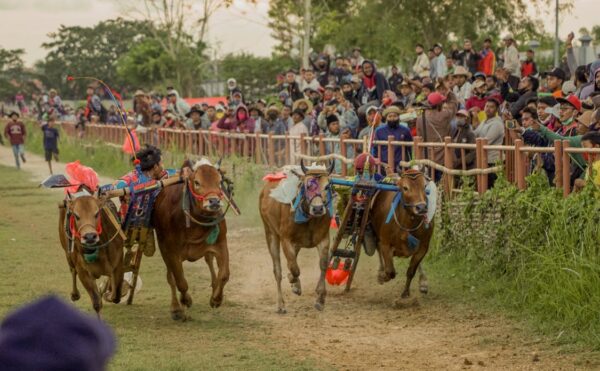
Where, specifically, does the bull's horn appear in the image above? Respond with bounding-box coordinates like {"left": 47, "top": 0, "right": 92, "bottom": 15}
{"left": 216, "top": 156, "right": 223, "bottom": 170}
{"left": 327, "top": 160, "right": 335, "bottom": 175}
{"left": 300, "top": 159, "right": 308, "bottom": 174}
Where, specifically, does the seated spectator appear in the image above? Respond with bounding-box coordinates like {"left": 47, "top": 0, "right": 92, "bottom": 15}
{"left": 185, "top": 106, "right": 208, "bottom": 130}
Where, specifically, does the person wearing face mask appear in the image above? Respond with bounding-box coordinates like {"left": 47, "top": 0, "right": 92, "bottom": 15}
{"left": 452, "top": 110, "right": 476, "bottom": 169}
{"left": 217, "top": 104, "right": 255, "bottom": 133}
{"left": 248, "top": 106, "right": 264, "bottom": 133}
{"left": 372, "top": 106, "right": 413, "bottom": 173}
{"left": 340, "top": 81, "right": 360, "bottom": 109}
{"left": 262, "top": 106, "right": 287, "bottom": 135}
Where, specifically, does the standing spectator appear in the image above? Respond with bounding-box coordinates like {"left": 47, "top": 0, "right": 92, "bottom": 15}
{"left": 446, "top": 57, "right": 456, "bottom": 76}
{"left": 41, "top": 116, "right": 60, "bottom": 174}
{"left": 289, "top": 109, "right": 308, "bottom": 164}
{"left": 84, "top": 86, "right": 106, "bottom": 122}
{"left": 48, "top": 89, "right": 65, "bottom": 117}
{"left": 474, "top": 99, "right": 504, "bottom": 187}
{"left": 413, "top": 44, "right": 430, "bottom": 78}
{"left": 350, "top": 47, "right": 365, "bottom": 70}
{"left": 433, "top": 43, "right": 448, "bottom": 78}
{"left": 166, "top": 88, "right": 190, "bottom": 121}
{"left": 4, "top": 112, "right": 26, "bottom": 169}
{"left": 325, "top": 115, "right": 343, "bottom": 172}
{"left": 388, "top": 65, "right": 403, "bottom": 95}
{"left": 452, "top": 110, "right": 476, "bottom": 169}
{"left": 502, "top": 34, "right": 521, "bottom": 86}
{"left": 429, "top": 49, "right": 438, "bottom": 79}
{"left": 331, "top": 56, "right": 352, "bottom": 84}
{"left": 310, "top": 53, "right": 331, "bottom": 87}
{"left": 451, "top": 66, "right": 473, "bottom": 106}
{"left": 300, "top": 68, "right": 321, "bottom": 91}
{"left": 249, "top": 106, "right": 264, "bottom": 133}
{"left": 185, "top": 107, "right": 208, "bottom": 130}
{"left": 262, "top": 106, "right": 287, "bottom": 135}
{"left": 521, "top": 49, "right": 538, "bottom": 78}
{"left": 361, "top": 60, "right": 389, "bottom": 103}
{"left": 478, "top": 38, "right": 496, "bottom": 76}
{"left": 503, "top": 76, "right": 539, "bottom": 120}
{"left": 15, "top": 92, "right": 27, "bottom": 115}
{"left": 372, "top": 106, "right": 413, "bottom": 172}
{"left": 284, "top": 70, "right": 303, "bottom": 101}
{"left": 457, "top": 39, "right": 481, "bottom": 75}
{"left": 417, "top": 89, "right": 459, "bottom": 181}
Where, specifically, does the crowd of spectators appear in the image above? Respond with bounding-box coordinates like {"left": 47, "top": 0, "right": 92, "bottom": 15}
{"left": 6, "top": 32, "right": 600, "bottom": 189}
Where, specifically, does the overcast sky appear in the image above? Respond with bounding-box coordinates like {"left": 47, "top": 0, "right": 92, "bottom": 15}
{"left": 0, "top": 0, "right": 599, "bottom": 66}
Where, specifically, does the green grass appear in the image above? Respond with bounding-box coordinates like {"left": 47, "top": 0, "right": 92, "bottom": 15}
{"left": 0, "top": 165, "right": 324, "bottom": 371}
{"left": 433, "top": 172, "right": 600, "bottom": 351}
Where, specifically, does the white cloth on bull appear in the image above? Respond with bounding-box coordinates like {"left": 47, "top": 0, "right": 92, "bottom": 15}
{"left": 425, "top": 180, "right": 437, "bottom": 223}
{"left": 269, "top": 164, "right": 326, "bottom": 205}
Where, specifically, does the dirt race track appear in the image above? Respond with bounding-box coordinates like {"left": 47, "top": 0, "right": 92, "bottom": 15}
{"left": 0, "top": 145, "right": 596, "bottom": 370}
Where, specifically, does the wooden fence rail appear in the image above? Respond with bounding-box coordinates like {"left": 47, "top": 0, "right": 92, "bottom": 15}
{"left": 61, "top": 122, "right": 600, "bottom": 197}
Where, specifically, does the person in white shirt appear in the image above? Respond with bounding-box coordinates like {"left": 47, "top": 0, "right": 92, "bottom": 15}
{"left": 289, "top": 108, "right": 309, "bottom": 164}
{"left": 451, "top": 66, "right": 473, "bottom": 106}
{"left": 502, "top": 34, "right": 521, "bottom": 81}
{"left": 413, "top": 43, "right": 430, "bottom": 78}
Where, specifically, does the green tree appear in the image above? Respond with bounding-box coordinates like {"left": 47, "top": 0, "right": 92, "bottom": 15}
{"left": 0, "top": 48, "right": 36, "bottom": 100}
{"left": 219, "top": 53, "right": 295, "bottom": 100}
{"left": 36, "top": 18, "right": 152, "bottom": 99}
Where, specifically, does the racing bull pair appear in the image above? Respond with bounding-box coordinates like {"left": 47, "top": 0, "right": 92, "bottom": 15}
{"left": 52, "top": 147, "right": 233, "bottom": 320}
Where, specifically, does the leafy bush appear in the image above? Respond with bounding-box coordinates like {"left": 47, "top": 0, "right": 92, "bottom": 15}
{"left": 436, "top": 172, "right": 600, "bottom": 348}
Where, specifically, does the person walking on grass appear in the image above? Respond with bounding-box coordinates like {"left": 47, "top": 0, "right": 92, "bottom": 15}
{"left": 4, "top": 112, "right": 26, "bottom": 169}
{"left": 41, "top": 116, "right": 60, "bottom": 175}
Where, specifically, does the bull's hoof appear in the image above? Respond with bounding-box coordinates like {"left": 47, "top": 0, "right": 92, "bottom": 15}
{"left": 419, "top": 284, "right": 429, "bottom": 294}
{"left": 276, "top": 307, "right": 287, "bottom": 314}
{"left": 291, "top": 283, "right": 302, "bottom": 296}
{"left": 314, "top": 302, "right": 324, "bottom": 311}
{"left": 180, "top": 293, "right": 193, "bottom": 308}
{"left": 377, "top": 271, "right": 391, "bottom": 284}
{"left": 112, "top": 295, "right": 121, "bottom": 304}
{"left": 171, "top": 310, "right": 189, "bottom": 322}
{"left": 209, "top": 296, "right": 222, "bottom": 308}
{"left": 71, "top": 292, "right": 80, "bottom": 302}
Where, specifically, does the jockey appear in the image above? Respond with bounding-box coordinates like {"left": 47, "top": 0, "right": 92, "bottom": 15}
{"left": 114, "top": 145, "right": 175, "bottom": 190}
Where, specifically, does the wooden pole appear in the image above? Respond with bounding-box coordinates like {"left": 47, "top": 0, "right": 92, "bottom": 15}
{"left": 340, "top": 136, "right": 348, "bottom": 177}
{"left": 443, "top": 136, "right": 453, "bottom": 197}
{"left": 514, "top": 139, "right": 526, "bottom": 190}
{"left": 476, "top": 138, "right": 484, "bottom": 194}
{"left": 319, "top": 133, "right": 326, "bottom": 156}
{"left": 481, "top": 138, "right": 489, "bottom": 192}
{"left": 387, "top": 135, "right": 395, "bottom": 174}
{"left": 268, "top": 133, "right": 275, "bottom": 166}
{"left": 554, "top": 139, "right": 562, "bottom": 189}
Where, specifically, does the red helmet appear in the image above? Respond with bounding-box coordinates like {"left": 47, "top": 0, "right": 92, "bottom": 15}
{"left": 354, "top": 153, "right": 379, "bottom": 174}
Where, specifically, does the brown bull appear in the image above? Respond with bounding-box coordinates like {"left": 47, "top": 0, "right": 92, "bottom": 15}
{"left": 58, "top": 193, "right": 125, "bottom": 317}
{"left": 370, "top": 170, "right": 433, "bottom": 304}
{"left": 259, "top": 161, "right": 334, "bottom": 313}
{"left": 152, "top": 161, "right": 230, "bottom": 321}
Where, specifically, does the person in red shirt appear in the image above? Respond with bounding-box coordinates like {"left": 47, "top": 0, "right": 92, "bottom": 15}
{"left": 478, "top": 38, "right": 496, "bottom": 76}
{"left": 521, "top": 49, "right": 538, "bottom": 78}
{"left": 4, "top": 112, "right": 26, "bottom": 169}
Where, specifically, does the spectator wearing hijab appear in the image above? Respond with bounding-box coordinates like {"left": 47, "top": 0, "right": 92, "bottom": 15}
{"left": 361, "top": 60, "right": 389, "bottom": 103}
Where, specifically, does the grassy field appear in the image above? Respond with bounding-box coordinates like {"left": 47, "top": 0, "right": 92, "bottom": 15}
{"left": 0, "top": 165, "right": 323, "bottom": 371}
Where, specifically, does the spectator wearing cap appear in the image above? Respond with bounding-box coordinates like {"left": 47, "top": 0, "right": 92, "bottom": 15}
{"left": 521, "top": 49, "right": 538, "bottom": 78}
{"left": 556, "top": 94, "right": 581, "bottom": 137}
{"left": 185, "top": 106, "right": 209, "bottom": 130}
{"left": 397, "top": 80, "right": 416, "bottom": 108}
{"left": 413, "top": 44, "right": 430, "bottom": 78}
{"left": 289, "top": 108, "right": 308, "bottom": 164}
{"left": 416, "top": 87, "right": 458, "bottom": 179}
{"left": 263, "top": 105, "right": 287, "bottom": 135}
{"left": 325, "top": 114, "right": 344, "bottom": 172}
{"left": 358, "top": 105, "right": 381, "bottom": 140}
{"left": 474, "top": 98, "right": 504, "bottom": 187}
{"left": 451, "top": 66, "right": 473, "bottom": 106}
{"left": 372, "top": 105, "right": 413, "bottom": 172}
{"left": 466, "top": 80, "right": 489, "bottom": 112}
{"left": 502, "top": 34, "right": 521, "bottom": 81}
{"left": 542, "top": 67, "right": 566, "bottom": 98}
{"left": 0, "top": 295, "right": 116, "bottom": 371}
{"left": 456, "top": 39, "right": 481, "bottom": 75}
{"left": 300, "top": 68, "right": 321, "bottom": 92}
{"left": 536, "top": 95, "right": 559, "bottom": 130}
{"left": 388, "top": 66, "right": 403, "bottom": 95}
{"left": 293, "top": 98, "right": 315, "bottom": 132}
{"left": 433, "top": 43, "right": 448, "bottom": 78}
{"left": 452, "top": 109, "right": 476, "bottom": 169}
{"left": 478, "top": 38, "right": 496, "bottom": 76}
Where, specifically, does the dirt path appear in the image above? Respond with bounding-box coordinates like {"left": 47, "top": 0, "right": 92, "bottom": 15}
{"left": 2, "top": 145, "right": 593, "bottom": 370}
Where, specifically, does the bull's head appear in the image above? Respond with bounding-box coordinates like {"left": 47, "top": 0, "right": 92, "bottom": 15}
{"left": 298, "top": 160, "right": 335, "bottom": 217}
{"left": 66, "top": 192, "right": 102, "bottom": 246}
{"left": 188, "top": 160, "right": 223, "bottom": 212}
{"left": 398, "top": 169, "right": 428, "bottom": 216}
